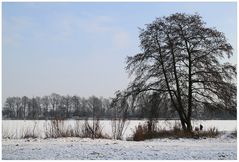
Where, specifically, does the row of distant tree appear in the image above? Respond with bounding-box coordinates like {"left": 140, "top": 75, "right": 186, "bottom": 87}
{"left": 2, "top": 93, "right": 236, "bottom": 120}
{"left": 3, "top": 93, "right": 112, "bottom": 120}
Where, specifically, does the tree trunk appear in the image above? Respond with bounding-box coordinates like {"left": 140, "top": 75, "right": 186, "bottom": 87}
{"left": 176, "top": 109, "right": 187, "bottom": 131}
{"left": 178, "top": 114, "right": 192, "bottom": 131}
{"left": 185, "top": 118, "right": 192, "bottom": 131}
{"left": 181, "top": 28, "right": 193, "bottom": 132}
{"left": 156, "top": 38, "right": 186, "bottom": 131}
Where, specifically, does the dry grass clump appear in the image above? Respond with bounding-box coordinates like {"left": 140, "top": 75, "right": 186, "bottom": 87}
{"left": 21, "top": 121, "right": 38, "bottom": 139}
{"left": 2, "top": 128, "right": 15, "bottom": 139}
{"left": 21, "top": 129, "right": 38, "bottom": 139}
{"left": 45, "top": 119, "right": 78, "bottom": 138}
{"left": 231, "top": 129, "right": 237, "bottom": 138}
{"left": 133, "top": 121, "right": 163, "bottom": 141}
{"left": 133, "top": 122, "right": 193, "bottom": 141}
{"left": 132, "top": 121, "right": 220, "bottom": 141}
{"left": 198, "top": 127, "right": 219, "bottom": 138}
{"left": 44, "top": 119, "right": 109, "bottom": 139}
{"left": 111, "top": 118, "right": 129, "bottom": 140}
{"left": 81, "top": 120, "right": 110, "bottom": 139}
{"left": 45, "top": 119, "right": 65, "bottom": 138}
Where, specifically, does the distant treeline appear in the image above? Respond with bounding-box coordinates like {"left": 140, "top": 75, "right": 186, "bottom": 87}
{"left": 2, "top": 93, "right": 236, "bottom": 120}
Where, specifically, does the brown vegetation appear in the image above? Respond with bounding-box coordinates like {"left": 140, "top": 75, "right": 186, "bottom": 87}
{"left": 133, "top": 121, "right": 220, "bottom": 141}
{"left": 44, "top": 119, "right": 110, "bottom": 139}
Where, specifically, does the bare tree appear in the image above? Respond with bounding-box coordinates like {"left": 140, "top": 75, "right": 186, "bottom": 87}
{"left": 21, "top": 96, "right": 28, "bottom": 120}
{"left": 111, "top": 91, "right": 133, "bottom": 139}
{"left": 15, "top": 97, "right": 22, "bottom": 119}
{"left": 126, "top": 13, "right": 236, "bottom": 131}
{"left": 3, "top": 97, "right": 15, "bottom": 118}
{"left": 62, "top": 95, "right": 71, "bottom": 118}
{"left": 49, "top": 93, "right": 61, "bottom": 118}
{"left": 87, "top": 96, "right": 102, "bottom": 139}
{"left": 71, "top": 95, "right": 82, "bottom": 117}
{"left": 31, "top": 97, "right": 40, "bottom": 119}
{"left": 41, "top": 96, "right": 50, "bottom": 119}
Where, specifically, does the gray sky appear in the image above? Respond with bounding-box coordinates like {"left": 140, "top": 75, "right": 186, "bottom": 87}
{"left": 2, "top": 2, "right": 237, "bottom": 101}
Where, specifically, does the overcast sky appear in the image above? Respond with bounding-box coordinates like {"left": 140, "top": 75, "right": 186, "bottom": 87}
{"left": 2, "top": 2, "right": 237, "bottom": 101}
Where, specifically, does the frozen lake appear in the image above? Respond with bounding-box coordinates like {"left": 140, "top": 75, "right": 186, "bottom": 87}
{"left": 2, "top": 120, "right": 237, "bottom": 139}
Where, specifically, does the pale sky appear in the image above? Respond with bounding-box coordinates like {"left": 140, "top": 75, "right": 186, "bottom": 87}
{"left": 2, "top": 2, "right": 237, "bottom": 101}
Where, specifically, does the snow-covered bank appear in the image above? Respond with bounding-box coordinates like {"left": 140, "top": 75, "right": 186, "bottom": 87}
{"left": 2, "top": 135, "right": 236, "bottom": 160}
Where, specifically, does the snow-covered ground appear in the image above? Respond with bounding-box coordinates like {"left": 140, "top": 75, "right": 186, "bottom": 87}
{"left": 2, "top": 120, "right": 237, "bottom": 160}
{"left": 2, "top": 120, "right": 237, "bottom": 139}
{"left": 2, "top": 134, "right": 236, "bottom": 160}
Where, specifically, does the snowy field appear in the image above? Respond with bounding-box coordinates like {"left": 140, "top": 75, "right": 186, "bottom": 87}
{"left": 2, "top": 120, "right": 237, "bottom": 139}
{"left": 2, "top": 135, "right": 237, "bottom": 160}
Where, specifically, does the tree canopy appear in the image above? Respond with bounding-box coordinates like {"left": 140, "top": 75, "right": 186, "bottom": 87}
{"left": 124, "top": 13, "right": 236, "bottom": 131}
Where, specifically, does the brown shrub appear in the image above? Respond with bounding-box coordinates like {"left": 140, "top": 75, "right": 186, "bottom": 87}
{"left": 198, "top": 127, "right": 219, "bottom": 138}
{"left": 45, "top": 119, "right": 75, "bottom": 138}
{"left": 231, "top": 129, "right": 237, "bottom": 138}
{"left": 81, "top": 119, "right": 110, "bottom": 139}
{"left": 132, "top": 121, "right": 220, "bottom": 141}
{"left": 133, "top": 124, "right": 146, "bottom": 141}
